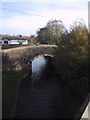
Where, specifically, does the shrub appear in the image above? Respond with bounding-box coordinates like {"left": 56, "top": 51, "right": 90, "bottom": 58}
{"left": 53, "top": 20, "right": 88, "bottom": 99}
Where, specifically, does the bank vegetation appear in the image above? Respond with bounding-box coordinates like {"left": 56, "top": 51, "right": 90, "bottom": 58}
{"left": 37, "top": 19, "right": 89, "bottom": 100}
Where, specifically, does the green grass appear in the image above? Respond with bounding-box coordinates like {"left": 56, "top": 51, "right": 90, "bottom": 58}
{"left": 2, "top": 70, "right": 25, "bottom": 118}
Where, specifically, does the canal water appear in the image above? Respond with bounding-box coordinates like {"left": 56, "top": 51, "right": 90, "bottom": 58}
{"left": 15, "top": 56, "right": 82, "bottom": 118}
{"left": 31, "top": 56, "right": 48, "bottom": 82}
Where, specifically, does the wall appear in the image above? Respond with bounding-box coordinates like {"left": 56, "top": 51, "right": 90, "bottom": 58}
{"left": 2, "top": 45, "right": 57, "bottom": 74}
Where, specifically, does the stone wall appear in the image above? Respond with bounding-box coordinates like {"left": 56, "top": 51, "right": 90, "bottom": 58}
{"left": 2, "top": 45, "right": 57, "bottom": 73}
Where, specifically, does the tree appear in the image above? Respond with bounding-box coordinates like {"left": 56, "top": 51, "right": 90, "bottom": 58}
{"left": 36, "top": 19, "right": 66, "bottom": 45}
{"left": 36, "top": 27, "right": 50, "bottom": 44}
{"left": 46, "top": 20, "right": 65, "bottom": 44}
{"left": 31, "top": 35, "right": 37, "bottom": 45}
{"left": 53, "top": 20, "right": 88, "bottom": 99}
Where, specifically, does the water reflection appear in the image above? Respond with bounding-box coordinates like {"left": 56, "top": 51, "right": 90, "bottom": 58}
{"left": 31, "top": 56, "right": 48, "bottom": 82}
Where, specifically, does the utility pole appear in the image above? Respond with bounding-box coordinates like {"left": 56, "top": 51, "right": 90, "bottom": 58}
{"left": 88, "top": 1, "right": 90, "bottom": 33}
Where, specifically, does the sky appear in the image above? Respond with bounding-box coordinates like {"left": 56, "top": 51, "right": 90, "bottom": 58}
{"left": 0, "top": 0, "right": 89, "bottom": 36}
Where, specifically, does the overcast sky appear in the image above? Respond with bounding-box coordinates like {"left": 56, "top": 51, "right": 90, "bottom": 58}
{"left": 0, "top": 0, "right": 89, "bottom": 36}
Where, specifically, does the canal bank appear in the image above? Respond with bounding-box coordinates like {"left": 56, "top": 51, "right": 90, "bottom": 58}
{"left": 2, "top": 70, "right": 31, "bottom": 118}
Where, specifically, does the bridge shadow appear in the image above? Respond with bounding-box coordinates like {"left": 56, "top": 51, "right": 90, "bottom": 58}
{"left": 15, "top": 55, "right": 84, "bottom": 118}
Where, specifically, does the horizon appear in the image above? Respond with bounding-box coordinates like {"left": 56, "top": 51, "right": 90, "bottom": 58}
{"left": 0, "top": 0, "right": 88, "bottom": 36}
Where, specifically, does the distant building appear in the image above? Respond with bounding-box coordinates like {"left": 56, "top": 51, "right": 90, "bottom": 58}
{"left": 0, "top": 38, "right": 28, "bottom": 45}
{"left": 1, "top": 39, "right": 11, "bottom": 44}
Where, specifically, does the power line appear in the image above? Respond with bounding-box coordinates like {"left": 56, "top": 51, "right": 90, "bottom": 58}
{"left": 1, "top": 7, "right": 33, "bottom": 15}
{"left": 0, "top": 7, "right": 52, "bottom": 19}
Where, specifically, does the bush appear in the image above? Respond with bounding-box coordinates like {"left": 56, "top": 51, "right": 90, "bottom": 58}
{"left": 53, "top": 20, "right": 88, "bottom": 99}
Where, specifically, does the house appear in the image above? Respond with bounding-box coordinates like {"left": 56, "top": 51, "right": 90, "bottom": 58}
{"left": 1, "top": 39, "right": 11, "bottom": 44}
{"left": 0, "top": 38, "right": 28, "bottom": 45}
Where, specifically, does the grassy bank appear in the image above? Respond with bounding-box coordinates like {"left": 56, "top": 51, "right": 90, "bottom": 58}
{"left": 2, "top": 70, "right": 26, "bottom": 118}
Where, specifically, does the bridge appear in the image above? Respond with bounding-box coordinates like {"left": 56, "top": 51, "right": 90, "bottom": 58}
{"left": 2, "top": 45, "right": 57, "bottom": 73}
{"left": 2, "top": 45, "right": 89, "bottom": 119}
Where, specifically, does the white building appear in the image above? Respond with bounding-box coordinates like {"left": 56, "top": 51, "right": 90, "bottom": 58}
{"left": 1, "top": 39, "right": 28, "bottom": 45}
{"left": 1, "top": 39, "right": 11, "bottom": 44}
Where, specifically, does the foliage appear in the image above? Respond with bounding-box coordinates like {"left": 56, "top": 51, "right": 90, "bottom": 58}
{"left": 36, "top": 20, "right": 66, "bottom": 45}
{"left": 53, "top": 20, "right": 88, "bottom": 99}
{"left": 46, "top": 20, "right": 66, "bottom": 44}
{"left": 30, "top": 35, "right": 37, "bottom": 45}
{"left": 36, "top": 27, "right": 50, "bottom": 44}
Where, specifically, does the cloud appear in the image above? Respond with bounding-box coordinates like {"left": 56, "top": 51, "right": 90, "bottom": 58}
{"left": 1, "top": 0, "right": 88, "bottom": 3}
{"left": 1, "top": 0, "right": 88, "bottom": 35}
{"left": 2, "top": 14, "right": 49, "bottom": 35}
{"left": 37, "top": 6, "right": 88, "bottom": 27}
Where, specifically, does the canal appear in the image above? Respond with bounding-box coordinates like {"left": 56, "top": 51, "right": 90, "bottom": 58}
{"left": 15, "top": 56, "right": 83, "bottom": 118}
